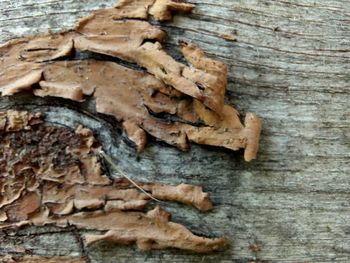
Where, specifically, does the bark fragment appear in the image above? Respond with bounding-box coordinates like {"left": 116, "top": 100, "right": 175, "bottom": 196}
{"left": 0, "top": 110, "right": 42, "bottom": 131}
{"left": 0, "top": 33, "right": 74, "bottom": 96}
{"left": 0, "top": 0, "right": 262, "bottom": 161}
{"left": 70, "top": 207, "right": 226, "bottom": 253}
{"left": 75, "top": 17, "right": 226, "bottom": 113}
{"left": 37, "top": 59, "right": 260, "bottom": 160}
{"left": 142, "top": 182, "right": 213, "bottom": 211}
{"left": 114, "top": 0, "right": 155, "bottom": 19}
{"left": 0, "top": 111, "right": 227, "bottom": 253}
{"left": 149, "top": 0, "right": 195, "bottom": 21}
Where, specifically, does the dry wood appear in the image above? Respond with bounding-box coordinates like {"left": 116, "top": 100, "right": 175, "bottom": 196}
{"left": 0, "top": 0, "right": 349, "bottom": 262}
{"left": 0, "top": 110, "right": 226, "bottom": 253}
{"left": 0, "top": 0, "right": 262, "bottom": 161}
{"left": 0, "top": 255, "right": 85, "bottom": 263}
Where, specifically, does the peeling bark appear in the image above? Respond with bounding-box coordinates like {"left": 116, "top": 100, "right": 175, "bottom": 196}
{"left": 149, "top": 0, "right": 195, "bottom": 21}
{"left": 71, "top": 207, "right": 226, "bottom": 253}
{"left": 0, "top": 0, "right": 348, "bottom": 261}
{"left": 0, "top": 0, "right": 261, "bottom": 161}
{"left": 0, "top": 111, "right": 227, "bottom": 253}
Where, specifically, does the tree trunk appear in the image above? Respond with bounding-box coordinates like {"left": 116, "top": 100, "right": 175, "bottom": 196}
{"left": 1, "top": 0, "right": 350, "bottom": 262}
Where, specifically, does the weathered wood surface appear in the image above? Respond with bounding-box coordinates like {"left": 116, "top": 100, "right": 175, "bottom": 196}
{"left": 1, "top": 0, "right": 350, "bottom": 262}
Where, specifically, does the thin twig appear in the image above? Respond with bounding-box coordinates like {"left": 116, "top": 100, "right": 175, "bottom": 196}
{"left": 99, "top": 150, "right": 162, "bottom": 203}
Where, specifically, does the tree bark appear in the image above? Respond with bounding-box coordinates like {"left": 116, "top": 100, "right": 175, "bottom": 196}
{"left": 1, "top": 0, "right": 350, "bottom": 262}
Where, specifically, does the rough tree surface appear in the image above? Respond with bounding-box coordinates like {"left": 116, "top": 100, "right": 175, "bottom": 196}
{"left": 0, "top": 0, "right": 262, "bottom": 162}
{"left": 0, "top": 110, "right": 226, "bottom": 254}
{"left": 0, "top": 0, "right": 350, "bottom": 263}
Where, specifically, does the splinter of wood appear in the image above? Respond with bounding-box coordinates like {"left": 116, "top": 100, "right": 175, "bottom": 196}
{"left": 98, "top": 150, "right": 162, "bottom": 203}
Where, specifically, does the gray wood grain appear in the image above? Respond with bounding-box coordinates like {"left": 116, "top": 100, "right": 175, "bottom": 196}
{"left": 1, "top": 0, "right": 350, "bottom": 262}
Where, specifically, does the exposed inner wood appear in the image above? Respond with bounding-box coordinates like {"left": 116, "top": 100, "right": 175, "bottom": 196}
{"left": 0, "top": 255, "right": 85, "bottom": 263}
{"left": 0, "top": 110, "right": 227, "bottom": 253}
{"left": 0, "top": 0, "right": 261, "bottom": 161}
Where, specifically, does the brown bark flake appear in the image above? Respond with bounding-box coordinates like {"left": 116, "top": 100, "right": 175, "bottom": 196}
{"left": 0, "top": 111, "right": 227, "bottom": 253}
{"left": 0, "top": 0, "right": 262, "bottom": 161}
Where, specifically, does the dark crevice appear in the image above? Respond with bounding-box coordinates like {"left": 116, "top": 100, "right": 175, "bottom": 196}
{"left": 39, "top": 46, "right": 148, "bottom": 73}
{"left": 144, "top": 104, "right": 205, "bottom": 127}
{"left": 25, "top": 48, "right": 58, "bottom": 52}
{"left": 73, "top": 226, "right": 91, "bottom": 263}
{"left": 140, "top": 38, "right": 158, "bottom": 46}
{"left": 160, "top": 67, "right": 167, "bottom": 75}
{"left": 196, "top": 82, "right": 205, "bottom": 91}
{"left": 71, "top": 50, "right": 146, "bottom": 72}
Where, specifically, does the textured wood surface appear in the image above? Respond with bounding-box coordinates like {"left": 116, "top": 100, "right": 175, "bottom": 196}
{"left": 1, "top": 0, "right": 350, "bottom": 262}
